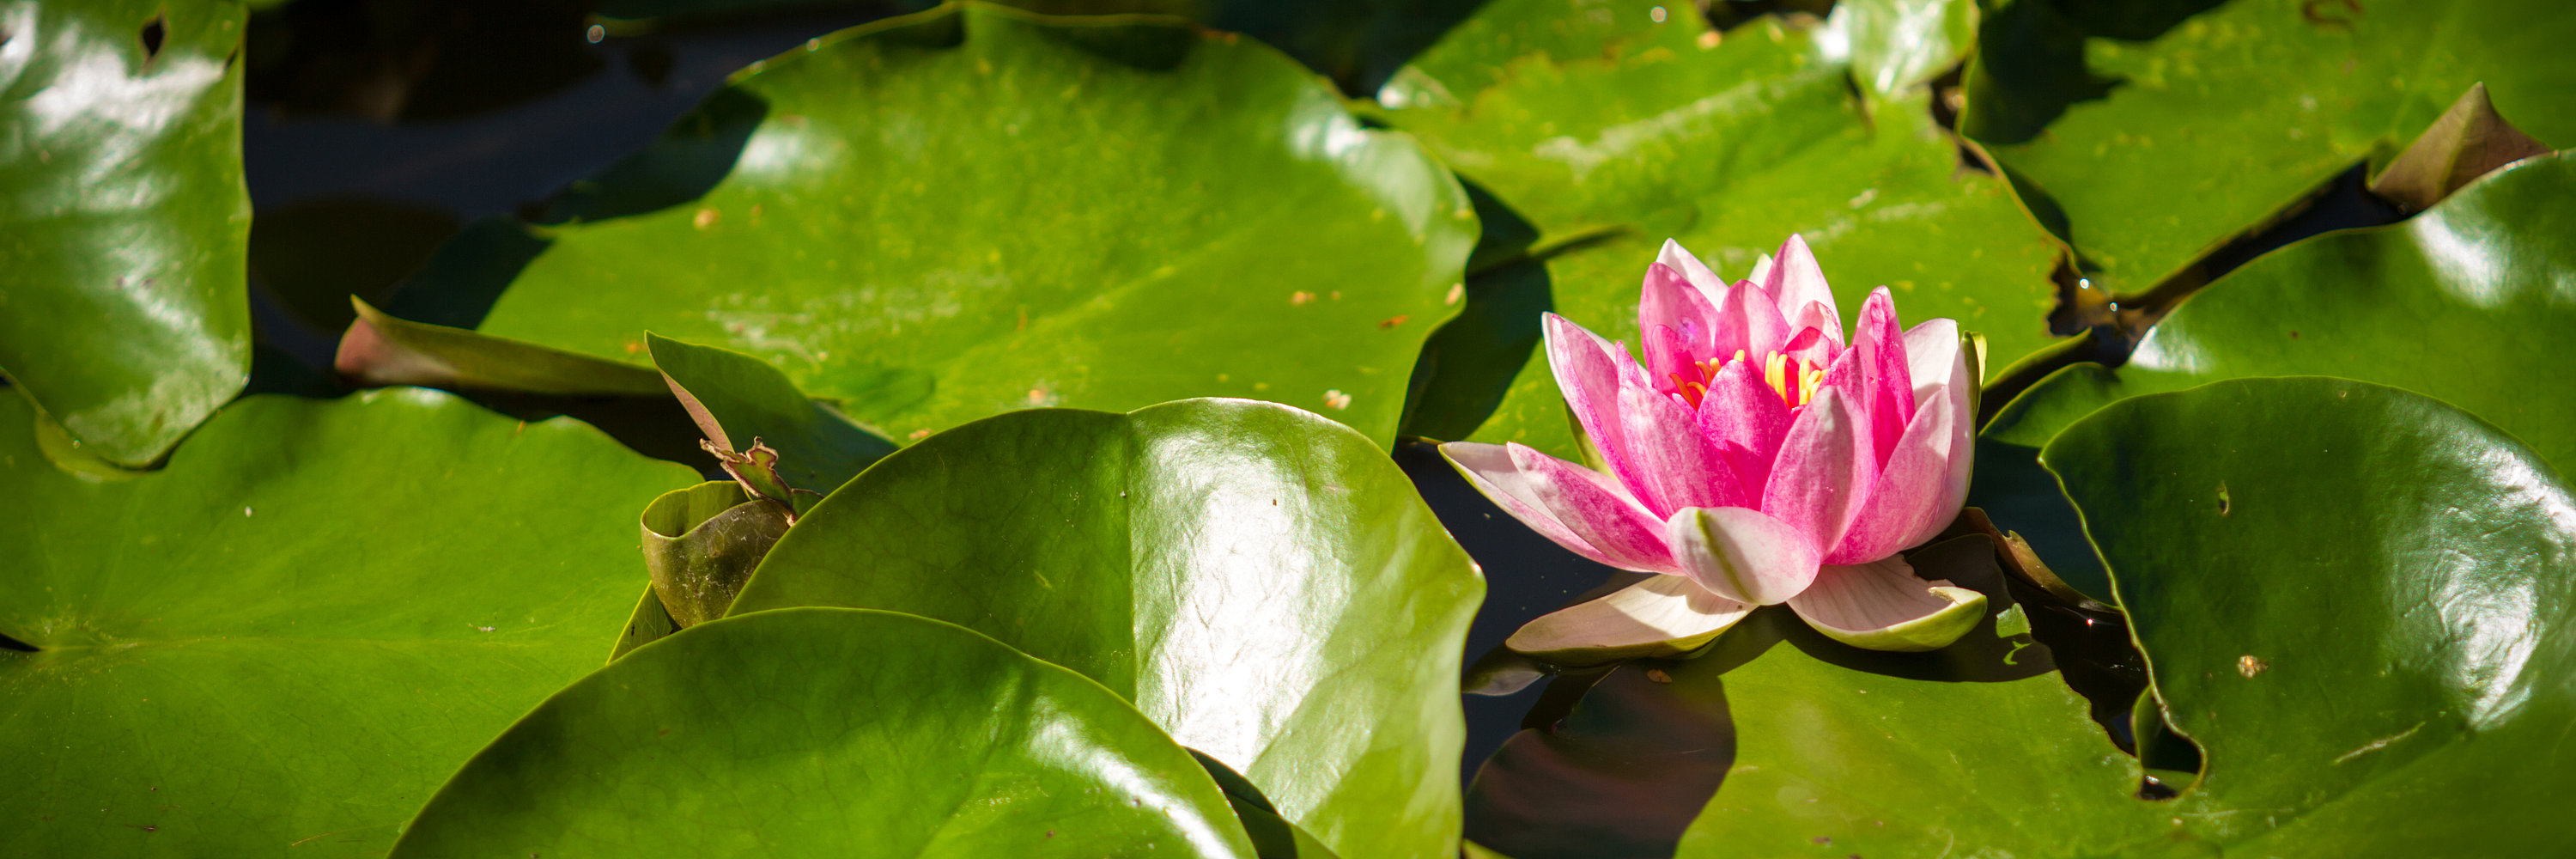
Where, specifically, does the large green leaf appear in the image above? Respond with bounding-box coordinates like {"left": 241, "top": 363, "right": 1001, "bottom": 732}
{"left": 2042, "top": 378, "right": 2576, "bottom": 856}
{"left": 0, "top": 0, "right": 252, "bottom": 465}
{"left": 1539, "top": 380, "right": 2576, "bottom": 856}
{"left": 1977, "top": 149, "right": 2576, "bottom": 600}
{"left": 1964, "top": 0, "right": 2576, "bottom": 293}
{"left": 431, "top": 3, "right": 1473, "bottom": 449}
{"left": 730, "top": 398, "right": 1484, "bottom": 859}
{"left": 1378, "top": 0, "right": 2062, "bottom": 455}
{"left": 0, "top": 389, "right": 696, "bottom": 856}
{"left": 390, "top": 608, "right": 1257, "bottom": 858}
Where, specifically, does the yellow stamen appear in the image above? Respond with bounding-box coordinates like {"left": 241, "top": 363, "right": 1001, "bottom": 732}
{"left": 1801, "top": 367, "right": 1825, "bottom": 406}
{"left": 1764, "top": 352, "right": 1789, "bottom": 401}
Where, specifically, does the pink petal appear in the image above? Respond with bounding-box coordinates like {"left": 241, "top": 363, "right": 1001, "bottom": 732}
{"left": 1714, "top": 279, "right": 1790, "bottom": 363}
{"left": 1760, "top": 387, "right": 1874, "bottom": 551}
{"left": 1853, "top": 288, "right": 1917, "bottom": 466}
{"left": 1693, "top": 357, "right": 1791, "bottom": 499}
{"left": 1777, "top": 326, "right": 1838, "bottom": 370}
{"left": 1762, "top": 235, "right": 1842, "bottom": 344}
{"left": 1785, "top": 300, "right": 1843, "bottom": 351}
{"left": 1543, "top": 313, "right": 1636, "bottom": 473}
{"left": 1618, "top": 385, "right": 1752, "bottom": 515}
{"left": 1666, "top": 506, "right": 1821, "bottom": 606}
{"left": 1509, "top": 443, "right": 1686, "bottom": 573}
{"left": 1655, "top": 239, "right": 1731, "bottom": 307}
{"left": 1639, "top": 264, "right": 1718, "bottom": 365}
{"left": 1788, "top": 556, "right": 1986, "bottom": 652}
{"left": 1821, "top": 393, "right": 1957, "bottom": 565}
{"left": 1440, "top": 442, "right": 1680, "bottom": 573}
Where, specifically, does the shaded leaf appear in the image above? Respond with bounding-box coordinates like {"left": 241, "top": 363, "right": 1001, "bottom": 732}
{"left": 336, "top": 297, "right": 670, "bottom": 396}
{"left": 2368, "top": 83, "right": 2552, "bottom": 213}
{"left": 640, "top": 480, "right": 791, "bottom": 626}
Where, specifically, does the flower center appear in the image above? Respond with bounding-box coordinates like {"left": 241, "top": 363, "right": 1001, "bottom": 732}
{"left": 1670, "top": 350, "right": 1825, "bottom": 410}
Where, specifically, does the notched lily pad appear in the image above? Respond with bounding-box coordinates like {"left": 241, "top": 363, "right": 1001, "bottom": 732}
{"left": 1, "top": 0, "right": 254, "bottom": 466}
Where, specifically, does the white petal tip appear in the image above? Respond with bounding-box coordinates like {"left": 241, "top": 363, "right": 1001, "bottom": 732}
{"left": 1505, "top": 576, "right": 1754, "bottom": 666}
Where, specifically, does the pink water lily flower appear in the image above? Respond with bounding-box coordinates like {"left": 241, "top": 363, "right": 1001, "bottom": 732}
{"left": 1443, "top": 236, "right": 1984, "bottom": 657}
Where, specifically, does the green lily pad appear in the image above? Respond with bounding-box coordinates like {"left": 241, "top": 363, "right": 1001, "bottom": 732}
{"left": 1377, "top": 0, "right": 2062, "bottom": 456}
{"left": 1964, "top": 0, "right": 2576, "bottom": 293}
{"left": 0, "top": 389, "right": 696, "bottom": 856}
{"left": 2041, "top": 378, "right": 2576, "bottom": 856}
{"left": 1976, "top": 149, "right": 2576, "bottom": 600}
{"left": 1990, "top": 149, "right": 2576, "bottom": 457}
{"left": 388, "top": 608, "right": 1258, "bottom": 859}
{"left": 731, "top": 398, "right": 1484, "bottom": 859}
{"left": 0, "top": 0, "right": 252, "bottom": 466}
{"left": 433, "top": 3, "right": 1473, "bottom": 448}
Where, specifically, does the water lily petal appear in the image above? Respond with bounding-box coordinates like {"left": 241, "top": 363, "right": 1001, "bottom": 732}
{"left": 1619, "top": 385, "right": 1752, "bottom": 515}
{"left": 1714, "top": 279, "right": 1791, "bottom": 363}
{"left": 1505, "top": 574, "right": 1755, "bottom": 665}
{"left": 1667, "top": 506, "right": 1820, "bottom": 606}
{"left": 1694, "top": 357, "right": 1791, "bottom": 497}
{"left": 1544, "top": 313, "right": 1637, "bottom": 471}
{"left": 1784, "top": 300, "right": 1844, "bottom": 352}
{"left": 1762, "top": 235, "right": 1842, "bottom": 344}
{"left": 1853, "top": 288, "right": 1917, "bottom": 466}
{"left": 1902, "top": 317, "right": 1962, "bottom": 403}
{"left": 1777, "top": 326, "right": 1838, "bottom": 370}
{"left": 1761, "top": 387, "right": 1873, "bottom": 550}
{"left": 1656, "top": 238, "right": 1730, "bottom": 304}
{"left": 1640, "top": 264, "right": 1719, "bottom": 362}
{"left": 1914, "top": 328, "right": 1977, "bottom": 547}
{"left": 1822, "top": 392, "right": 1956, "bottom": 565}
{"left": 1788, "top": 556, "right": 1986, "bottom": 652}
{"left": 1746, "top": 253, "right": 1776, "bottom": 287}
{"left": 1442, "top": 442, "right": 1680, "bottom": 573}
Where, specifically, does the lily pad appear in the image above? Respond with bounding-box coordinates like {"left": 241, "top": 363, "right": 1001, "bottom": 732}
{"left": 388, "top": 608, "right": 1258, "bottom": 859}
{"left": 0, "top": 0, "right": 252, "bottom": 465}
{"left": 0, "top": 389, "right": 696, "bottom": 856}
{"left": 2041, "top": 378, "right": 2576, "bottom": 856}
{"left": 1964, "top": 0, "right": 2576, "bottom": 293}
{"left": 1987, "top": 151, "right": 2576, "bottom": 472}
{"left": 731, "top": 398, "right": 1485, "bottom": 859}
{"left": 433, "top": 3, "right": 1473, "bottom": 448}
{"left": 1377, "top": 0, "right": 2062, "bottom": 456}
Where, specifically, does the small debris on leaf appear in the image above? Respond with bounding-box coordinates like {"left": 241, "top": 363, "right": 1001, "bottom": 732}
{"left": 1322, "top": 389, "right": 1352, "bottom": 410}
{"left": 2239, "top": 655, "right": 2267, "bottom": 677}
